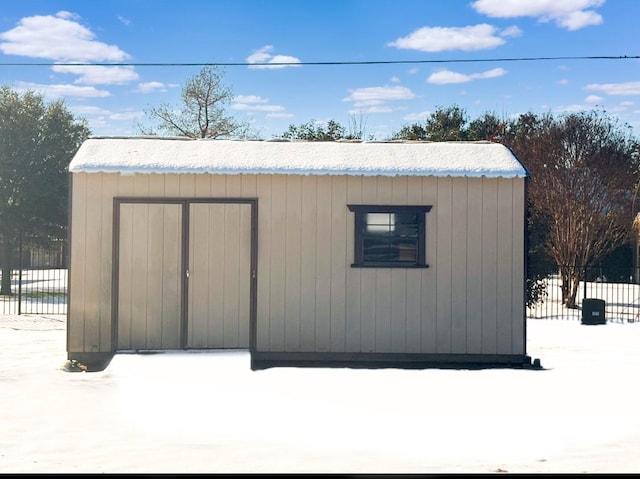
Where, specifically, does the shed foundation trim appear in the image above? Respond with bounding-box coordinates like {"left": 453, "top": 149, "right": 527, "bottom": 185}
{"left": 251, "top": 352, "right": 536, "bottom": 370}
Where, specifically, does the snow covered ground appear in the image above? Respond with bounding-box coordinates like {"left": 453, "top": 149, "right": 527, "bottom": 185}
{"left": 1, "top": 313, "right": 639, "bottom": 474}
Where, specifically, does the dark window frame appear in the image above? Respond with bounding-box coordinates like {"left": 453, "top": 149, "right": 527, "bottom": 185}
{"left": 347, "top": 204, "right": 432, "bottom": 268}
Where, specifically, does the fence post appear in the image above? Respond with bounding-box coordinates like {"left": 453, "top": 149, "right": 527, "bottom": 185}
{"left": 583, "top": 265, "right": 587, "bottom": 302}
{"left": 17, "top": 231, "right": 23, "bottom": 315}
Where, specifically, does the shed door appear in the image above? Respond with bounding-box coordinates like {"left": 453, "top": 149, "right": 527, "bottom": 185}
{"left": 115, "top": 200, "right": 252, "bottom": 351}
{"left": 187, "top": 203, "right": 251, "bottom": 348}
{"left": 117, "top": 203, "right": 183, "bottom": 350}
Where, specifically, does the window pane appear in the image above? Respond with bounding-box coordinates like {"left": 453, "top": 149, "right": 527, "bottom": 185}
{"left": 366, "top": 213, "right": 393, "bottom": 233}
{"left": 394, "top": 239, "right": 418, "bottom": 262}
{"left": 363, "top": 236, "right": 418, "bottom": 262}
{"left": 363, "top": 236, "right": 392, "bottom": 261}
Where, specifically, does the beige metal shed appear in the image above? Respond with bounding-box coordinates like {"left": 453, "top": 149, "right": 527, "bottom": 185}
{"left": 66, "top": 136, "right": 532, "bottom": 371}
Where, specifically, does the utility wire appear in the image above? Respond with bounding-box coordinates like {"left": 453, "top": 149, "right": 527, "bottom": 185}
{"left": 1, "top": 55, "right": 639, "bottom": 67}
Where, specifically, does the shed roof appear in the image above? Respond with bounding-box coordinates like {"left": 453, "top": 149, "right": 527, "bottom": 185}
{"left": 68, "top": 136, "right": 528, "bottom": 178}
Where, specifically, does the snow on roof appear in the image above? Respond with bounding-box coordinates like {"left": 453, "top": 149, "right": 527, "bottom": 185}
{"left": 68, "top": 136, "right": 528, "bottom": 178}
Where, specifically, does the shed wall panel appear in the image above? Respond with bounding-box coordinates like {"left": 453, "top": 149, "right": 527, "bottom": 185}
{"left": 147, "top": 174, "right": 166, "bottom": 196}
{"left": 451, "top": 178, "right": 469, "bottom": 353}
{"left": 481, "top": 178, "right": 499, "bottom": 354}
{"left": 405, "top": 176, "right": 425, "bottom": 354}
{"left": 268, "top": 175, "right": 287, "bottom": 351}
{"left": 496, "top": 178, "right": 515, "bottom": 354}
{"left": 98, "top": 177, "right": 117, "bottom": 351}
{"left": 255, "top": 176, "right": 272, "bottom": 351}
{"left": 299, "top": 175, "right": 317, "bottom": 351}
{"left": 68, "top": 173, "right": 87, "bottom": 352}
{"left": 465, "top": 178, "right": 483, "bottom": 354}
{"left": 435, "top": 177, "right": 453, "bottom": 354}
{"left": 511, "top": 178, "right": 526, "bottom": 353}
{"left": 80, "top": 175, "right": 105, "bottom": 352}
{"left": 314, "top": 177, "right": 333, "bottom": 352}
{"left": 345, "top": 176, "right": 363, "bottom": 351}
{"left": 330, "top": 176, "right": 348, "bottom": 352}
{"left": 284, "top": 176, "right": 302, "bottom": 351}
{"left": 194, "top": 174, "right": 211, "bottom": 197}
{"left": 420, "top": 177, "right": 438, "bottom": 353}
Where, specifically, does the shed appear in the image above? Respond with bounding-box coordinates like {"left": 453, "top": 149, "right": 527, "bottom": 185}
{"left": 66, "top": 136, "right": 532, "bottom": 371}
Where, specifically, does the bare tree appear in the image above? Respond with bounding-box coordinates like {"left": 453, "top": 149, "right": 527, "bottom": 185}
{"left": 141, "top": 65, "right": 251, "bottom": 139}
{"left": 346, "top": 113, "right": 371, "bottom": 140}
{"left": 504, "top": 111, "right": 638, "bottom": 308}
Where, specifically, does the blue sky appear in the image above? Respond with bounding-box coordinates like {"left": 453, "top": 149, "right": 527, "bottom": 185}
{"left": 1, "top": 0, "right": 639, "bottom": 140}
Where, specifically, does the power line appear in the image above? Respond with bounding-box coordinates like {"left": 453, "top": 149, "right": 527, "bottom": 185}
{"left": 1, "top": 55, "right": 639, "bottom": 67}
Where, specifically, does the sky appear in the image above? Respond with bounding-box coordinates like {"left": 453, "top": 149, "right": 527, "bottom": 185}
{"left": 1, "top": 0, "right": 639, "bottom": 141}
{"left": 1, "top": 312, "right": 639, "bottom": 473}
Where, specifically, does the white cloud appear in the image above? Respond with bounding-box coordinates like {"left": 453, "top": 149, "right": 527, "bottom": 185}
{"left": 352, "top": 99, "right": 385, "bottom": 108}
{"left": 585, "top": 82, "right": 640, "bottom": 96}
{"left": 13, "top": 81, "right": 110, "bottom": 99}
{"left": 471, "top": 0, "right": 604, "bottom": 30}
{"left": 585, "top": 94, "right": 603, "bottom": 103}
{"left": 387, "top": 24, "right": 506, "bottom": 52}
{"left": 234, "top": 95, "right": 269, "bottom": 104}
{"left": 343, "top": 86, "right": 416, "bottom": 103}
{"left": 390, "top": 76, "right": 401, "bottom": 83}
{"left": 52, "top": 65, "right": 139, "bottom": 85}
{"left": 70, "top": 104, "right": 142, "bottom": 121}
{"left": 109, "top": 111, "right": 144, "bottom": 121}
{"left": 348, "top": 106, "right": 393, "bottom": 114}
{"left": 500, "top": 25, "right": 523, "bottom": 37}
{"left": 427, "top": 70, "right": 470, "bottom": 84}
{"left": 343, "top": 86, "right": 415, "bottom": 116}
{"left": 70, "top": 105, "right": 112, "bottom": 116}
{"left": 246, "top": 45, "right": 302, "bottom": 69}
{"left": 231, "top": 103, "right": 285, "bottom": 112}
{"left": 557, "top": 79, "right": 569, "bottom": 85}
{"left": 427, "top": 67, "right": 506, "bottom": 84}
{"left": 134, "top": 82, "right": 176, "bottom": 94}
{"left": 266, "top": 112, "right": 295, "bottom": 119}
{"left": 0, "top": 11, "right": 130, "bottom": 61}
{"left": 118, "top": 16, "right": 131, "bottom": 26}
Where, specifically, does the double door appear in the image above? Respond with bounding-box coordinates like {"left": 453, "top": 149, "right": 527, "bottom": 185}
{"left": 114, "top": 199, "right": 255, "bottom": 351}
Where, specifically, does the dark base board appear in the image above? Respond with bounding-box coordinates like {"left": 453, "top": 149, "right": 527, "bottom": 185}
{"left": 251, "top": 351, "right": 543, "bottom": 371}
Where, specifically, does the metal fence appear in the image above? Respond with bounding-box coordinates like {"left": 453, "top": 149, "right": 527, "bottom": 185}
{"left": 0, "top": 239, "right": 68, "bottom": 315}
{"left": 2, "top": 250, "right": 640, "bottom": 322}
{"left": 526, "top": 266, "right": 640, "bottom": 323}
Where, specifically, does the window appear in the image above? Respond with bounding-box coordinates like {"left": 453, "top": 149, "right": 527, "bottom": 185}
{"left": 348, "top": 205, "right": 432, "bottom": 268}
